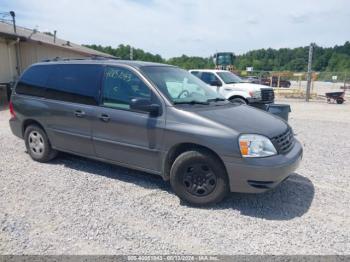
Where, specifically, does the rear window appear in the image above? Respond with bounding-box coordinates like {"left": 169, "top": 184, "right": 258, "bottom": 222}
{"left": 16, "top": 63, "right": 103, "bottom": 105}
{"left": 16, "top": 65, "right": 50, "bottom": 98}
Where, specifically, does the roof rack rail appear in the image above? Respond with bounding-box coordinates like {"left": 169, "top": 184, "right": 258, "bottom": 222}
{"left": 90, "top": 55, "right": 120, "bottom": 60}
{"left": 41, "top": 57, "right": 87, "bottom": 62}
{"left": 40, "top": 56, "right": 118, "bottom": 62}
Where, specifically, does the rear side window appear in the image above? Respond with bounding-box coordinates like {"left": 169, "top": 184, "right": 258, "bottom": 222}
{"left": 16, "top": 65, "right": 50, "bottom": 97}
{"left": 46, "top": 64, "right": 103, "bottom": 105}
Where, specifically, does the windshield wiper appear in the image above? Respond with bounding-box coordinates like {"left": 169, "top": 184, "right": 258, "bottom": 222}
{"left": 207, "top": 98, "right": 227, "bottom": 103}
{"left": 174, "top": 100, "right": 209, "bottom": 105}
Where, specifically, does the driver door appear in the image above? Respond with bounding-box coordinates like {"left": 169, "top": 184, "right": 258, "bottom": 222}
{"left": 92, "top": 66, "right": 165, "bottom": 172}
{"left": 200, "top": 72, "right": 222, "bottom": 93}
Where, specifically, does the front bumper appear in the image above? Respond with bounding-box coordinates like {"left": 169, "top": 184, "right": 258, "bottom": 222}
{"left": 223, "top": 139, "right": 303, "bottom": 193}
{"left": 246, "top": 97, "right": 262, "bottom": 104}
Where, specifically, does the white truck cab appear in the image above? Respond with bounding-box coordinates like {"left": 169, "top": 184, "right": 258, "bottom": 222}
{"left": 189, "top": 69, "right": 274, "bottom": 104}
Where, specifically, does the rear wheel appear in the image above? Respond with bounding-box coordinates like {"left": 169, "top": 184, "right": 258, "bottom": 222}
{"left": 24, "top": 125, "right": 57, "bottom": 162}
{"left": 229, "top": 97, "right": 247, "bottom": 105}
{"left": 170, "top": 150, "right": 229, "bottom": 206}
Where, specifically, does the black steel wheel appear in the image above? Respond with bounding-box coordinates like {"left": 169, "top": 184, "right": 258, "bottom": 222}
{"left": 182, "top": 163, "right": 217, "bottom": 197}
{"left": 170, "top": 150, "right": 229, "bottom": 206}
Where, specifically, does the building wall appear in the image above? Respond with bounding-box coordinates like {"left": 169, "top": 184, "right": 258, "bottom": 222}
{"left": 0, "top": 37, "right": 89, "bottom": 84}
{"left": 19, "top": 41, "right": 87, "bottom": 70}
{"left": 0, "top": 38, "right": 16, "bottom": 83}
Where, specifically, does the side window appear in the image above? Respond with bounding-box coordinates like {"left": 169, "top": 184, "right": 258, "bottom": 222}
{"left": 46, "top": 64, "right": 102, "bottom": 105}
{"left": 16, "top": 65, "right": 50, "bottom": 97}
{"left": 190, "top": 71, "right": 200, "bottom": 77}
{"left": 102, "top": 67, "right": 151, "bottom": 110}
{"left": 200, "top": 72, "right": 219, "bottom": 85}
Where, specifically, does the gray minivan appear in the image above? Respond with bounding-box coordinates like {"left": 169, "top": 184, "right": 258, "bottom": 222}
{"left": 9, "top": 59, "right": 303, "bottom": 205}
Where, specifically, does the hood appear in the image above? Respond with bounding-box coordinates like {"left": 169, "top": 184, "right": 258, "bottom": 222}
{"left": 189, "top": 104, "right": 288, "bottom": 138}
{"left": 225, "top": 82, "right": 270, "bottom": 92}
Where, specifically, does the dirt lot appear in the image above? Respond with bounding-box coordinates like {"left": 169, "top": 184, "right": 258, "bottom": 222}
{"left": 0, "top": 99, "right": 349, "bottom": 255}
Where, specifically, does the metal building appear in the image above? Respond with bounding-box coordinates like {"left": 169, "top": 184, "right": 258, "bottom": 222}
{"left": 0, "top": 21, "right": 114, "bottom": 84}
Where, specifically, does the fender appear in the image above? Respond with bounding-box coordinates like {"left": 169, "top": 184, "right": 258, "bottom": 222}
{"left": 220, "top": 89, "right": 251, "bottom": 100}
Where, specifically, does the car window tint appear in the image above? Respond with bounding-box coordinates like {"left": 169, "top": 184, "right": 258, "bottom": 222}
{"left": 46, "top": 64, "right": 102, "bottom": 105}
{"left": 200, "top": 72, "right": 219, "bottom": 84}
{"left": 190, "top": 71, "right": 200, "bottom": 77}
{"left": 102, "top": 67, "right": 151, "bottom": 110}
{"left": 16, "top": 65, "right": 51, "bottom": 97}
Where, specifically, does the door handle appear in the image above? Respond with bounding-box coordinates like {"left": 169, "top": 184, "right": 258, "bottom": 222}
{"left": 99, "top": 114, "right": 110, "bottom": 122}
{"left": 74, "top": 110, "right": 86, "bottom": 118}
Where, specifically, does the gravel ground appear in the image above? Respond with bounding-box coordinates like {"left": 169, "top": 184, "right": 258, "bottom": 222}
{"left": 0, "top": 99, "right": 349, "bottom": 255}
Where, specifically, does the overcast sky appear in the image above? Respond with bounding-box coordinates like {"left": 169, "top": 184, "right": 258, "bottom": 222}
{"left": 2, "top": 0, "right": 350, "bottom": 58}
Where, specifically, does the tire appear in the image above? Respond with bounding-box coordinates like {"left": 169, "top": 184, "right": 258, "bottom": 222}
{"left": 336, "top": 98, "right": 344, "bottom": 104}
{"left": 230, "top": 97, "right": 247, "bottom": 105}
{"left": 24, "top": 125, "right": 58, "bottom": 162}
{"left": 170, "top": 150, "right": 229, "bottom": 206}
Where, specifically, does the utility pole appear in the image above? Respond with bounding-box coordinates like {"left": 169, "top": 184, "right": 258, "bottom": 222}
{"left": 9, "top": 11, "right": 16, "bottom": 33}
{"left": 9, "top": 11, "right": 21, "bottom": 77}
{"left": 130, "top": 46, "right": 133, "bottom": 60}
{"left": 306, "top": 43, "right": 313, "bottom": 102}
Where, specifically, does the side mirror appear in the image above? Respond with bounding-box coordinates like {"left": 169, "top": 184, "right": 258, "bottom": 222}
{"left": 210, "top": 80, "right": 222, "bottom": 87}
{"left": 130, "top": 98, "right": 160, "bottom": 116}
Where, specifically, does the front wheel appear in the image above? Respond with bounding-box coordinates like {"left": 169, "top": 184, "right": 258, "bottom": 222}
{"left": 229, "top": 97, "right": 247, "bottom": 105}
{"left": 170, "top": 150, "right": 229, "bottom": 206}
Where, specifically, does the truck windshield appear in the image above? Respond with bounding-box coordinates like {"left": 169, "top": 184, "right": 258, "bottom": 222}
{"left": 217, "top": 72, "right": 243, "bottom": 84}
{"left": 141, "top": 66, "right": 225, "bottom": 104}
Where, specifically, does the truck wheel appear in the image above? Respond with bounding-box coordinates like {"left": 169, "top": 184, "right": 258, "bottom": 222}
{"left": 230, "top": 97, "right": 247, "bottom": 104}
{"left": 170, "top": 150, "right": 229, "bottom": 206}
{"left": 24, "top": 125, "right": 58, "bottom": 162}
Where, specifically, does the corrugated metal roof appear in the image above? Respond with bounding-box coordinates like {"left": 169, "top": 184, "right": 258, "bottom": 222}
{"left": 0, "top": 21, "right": 115, "bottom": 58}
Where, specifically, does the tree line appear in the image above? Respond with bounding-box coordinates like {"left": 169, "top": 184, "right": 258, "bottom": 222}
{"left": 85, "top": 41, "right": 350, "bottom": 72}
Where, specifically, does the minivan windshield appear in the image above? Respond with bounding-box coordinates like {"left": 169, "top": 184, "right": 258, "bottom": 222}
{"left": 217, "top": 71, "right": 243, "bottom": 84}
{"left": 141, "top": 66, "right": 226, "bottom": 104}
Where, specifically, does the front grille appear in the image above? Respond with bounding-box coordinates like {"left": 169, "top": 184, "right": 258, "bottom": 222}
{"left": 271, "top": 127, "right": 295, "bottom": 154}
{"left": 261, "top": 88, "right": 275, "bottom": 103}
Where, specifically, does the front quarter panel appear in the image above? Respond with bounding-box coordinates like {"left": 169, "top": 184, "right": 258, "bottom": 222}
{"left": 163, "top": 106, "right": 241, "bottom": 158}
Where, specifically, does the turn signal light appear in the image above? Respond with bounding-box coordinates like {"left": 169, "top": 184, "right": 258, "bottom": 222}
{"left": 239, "top": 140, "right": 249, "bottom": 156}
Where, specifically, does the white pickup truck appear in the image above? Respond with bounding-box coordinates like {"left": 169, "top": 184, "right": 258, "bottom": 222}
{"left": 189, "top": 69, "right": 274, "bottom": 105}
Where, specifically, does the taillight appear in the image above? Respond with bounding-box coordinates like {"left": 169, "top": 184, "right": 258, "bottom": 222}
{"left": 9, "top": 101, "right": 16, "bottom": 119}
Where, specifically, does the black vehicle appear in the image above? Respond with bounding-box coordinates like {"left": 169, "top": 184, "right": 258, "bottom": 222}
{"left": 261, "top": 76, "right": 291, "bottom": 88}
{"left": 9, "top": 59, "right": 302, "bottom": 205}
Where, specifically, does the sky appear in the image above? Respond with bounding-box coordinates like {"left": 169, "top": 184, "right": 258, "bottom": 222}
{"left": 1, "top": 0, "right": 350, "bottom": 58}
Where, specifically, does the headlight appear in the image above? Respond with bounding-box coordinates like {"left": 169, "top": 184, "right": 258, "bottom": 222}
{"left": 249, "top": 90, "right": 261, "bottom": 99}
{"left": 239, "top": 134, "right": 277, "bottom": 157}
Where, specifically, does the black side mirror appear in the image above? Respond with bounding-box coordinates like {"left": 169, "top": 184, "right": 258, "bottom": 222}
{"left": 130, "top": 98, "right": 160, "bottom": 116}
{"left": 210, "top": 80, "right": 222, "bottom": 87}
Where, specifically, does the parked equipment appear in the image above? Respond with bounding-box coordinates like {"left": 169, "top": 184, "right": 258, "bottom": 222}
{"left": 325, "top": 91, "right": 345, "bottom": 104}
{"left": 213, "top": 52, "right": 235, "bottom": 71}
